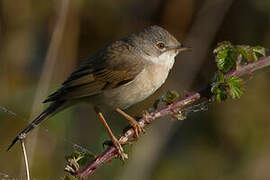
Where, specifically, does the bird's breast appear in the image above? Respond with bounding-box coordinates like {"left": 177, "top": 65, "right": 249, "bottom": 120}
{"left": 95, "top": 63, "right": 170, "bottom": 110}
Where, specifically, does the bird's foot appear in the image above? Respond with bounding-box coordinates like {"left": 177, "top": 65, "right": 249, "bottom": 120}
{"left": 130, "top": 119, "right": 145, "bottom": 139}
{"left": 115, "top": 108, "right": 145, "bottom": 139}
{"left": 111, "top": 136, "right": 128, "bottom": 160}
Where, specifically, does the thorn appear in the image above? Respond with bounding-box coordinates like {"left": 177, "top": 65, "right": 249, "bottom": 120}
{"left": 142, "top": 110, "right": 151, "bottom": 124}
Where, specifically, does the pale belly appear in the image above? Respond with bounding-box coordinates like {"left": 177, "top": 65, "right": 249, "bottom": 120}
{"left": 90, "top": 64, "right": 170, "bottom": 110}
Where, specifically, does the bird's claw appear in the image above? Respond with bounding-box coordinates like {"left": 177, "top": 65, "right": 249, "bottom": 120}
{"left": 131, "top": 121, "right": 145, "bottom": 139}
{"left": 111, "top": 137, "right": 128, "bottom": 160}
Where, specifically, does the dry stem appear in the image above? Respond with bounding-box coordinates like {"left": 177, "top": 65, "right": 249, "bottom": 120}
{"left": 21, "top": 139, "right": 30, "bottom": 180}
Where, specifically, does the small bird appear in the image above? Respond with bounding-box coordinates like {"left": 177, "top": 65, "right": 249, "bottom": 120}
{"left": 7, "top": 25, "right": 189, "bottom": 159}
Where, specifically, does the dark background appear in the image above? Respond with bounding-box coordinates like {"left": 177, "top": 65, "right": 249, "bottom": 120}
{"left": 1, "top": 0, "right": 270, "bottom": 179}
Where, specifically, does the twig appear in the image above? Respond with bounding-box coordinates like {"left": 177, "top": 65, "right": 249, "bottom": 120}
{"left": 20, "top": 139, "right": 30, "bottom": 180}
{"left": 75, "top": 55, "right": 270, "bottom": 179}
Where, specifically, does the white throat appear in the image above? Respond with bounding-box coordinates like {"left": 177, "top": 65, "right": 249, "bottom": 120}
{"left": 144, "top": 51, "right": 177, "bottom": 69}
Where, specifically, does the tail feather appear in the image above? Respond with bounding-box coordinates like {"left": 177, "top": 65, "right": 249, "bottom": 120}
{"left": 7, "top": 101, "right": 64, "bottom": 151}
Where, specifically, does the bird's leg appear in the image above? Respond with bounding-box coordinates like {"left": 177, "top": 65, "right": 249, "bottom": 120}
{"left": 94, "top": 107, "right": 128, "bottom": 160}
{"left": 115, "top": 108, "right": 145, "bottom": 139}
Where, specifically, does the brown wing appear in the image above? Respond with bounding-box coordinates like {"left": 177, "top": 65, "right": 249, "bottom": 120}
{"left": 44, "top": 41, "right": 144, "bottom": 103}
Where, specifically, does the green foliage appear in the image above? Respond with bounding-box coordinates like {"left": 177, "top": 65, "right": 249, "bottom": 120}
{"left": 212, "top": 71, "right": 225, "bottom": 84}
{"left": 211, "top": 71, "right": 245, "bottom": 102}
{"left": 236, "top": 45, "right": 266, "bottom": 62}
{"left": 252, "top": 46, "right": 266, "bottom": 60}
{"left": 213, "top": 42, "right": 266, "bottom": 73}
{"left": 153, "top": 90, "right": 180, "bottom": 109}
{"left": 64, "top": 151, "right": 96, "bottom": 178}
{"left": 226, "top": 76, "right": 244, "bottom": 99}
{"left": 211, "top": 42, "right": 266, "bottom": 101}
{"left": 213, "top": 42, "right": 237, "bottom": 73}
{"left": 162, "top": 90, "right": 180, "bottom": 104}
{"left": 211, "top": 82, "right": 228, "bottom": 102}
{"left": 66, "top": 151, "right": 96, "bottom": 165}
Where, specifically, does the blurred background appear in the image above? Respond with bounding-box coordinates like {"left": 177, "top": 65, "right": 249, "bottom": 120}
{"left": 1, "top": 0, "right": 270, "bottom": 179}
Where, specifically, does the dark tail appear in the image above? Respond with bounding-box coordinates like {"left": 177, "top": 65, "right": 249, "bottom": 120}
{"left": 7, "top": 101, "right": 64, "bottom": 151}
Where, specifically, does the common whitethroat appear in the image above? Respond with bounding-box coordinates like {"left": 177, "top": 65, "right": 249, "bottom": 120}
{"left": 8, "top": 25, "right": 190, "bottom": 160}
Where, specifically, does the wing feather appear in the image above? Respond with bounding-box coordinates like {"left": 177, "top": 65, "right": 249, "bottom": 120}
{"left": 44, "top": 41, "right": 144, "bottom": 103}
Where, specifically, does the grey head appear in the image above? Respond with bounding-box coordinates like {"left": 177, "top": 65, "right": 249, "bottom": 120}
{"left": 125, "top": 25, "right": 186, "bottom": 69}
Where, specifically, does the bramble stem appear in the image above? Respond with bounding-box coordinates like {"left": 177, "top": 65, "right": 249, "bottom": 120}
{"left": 75, "top": 55, "right": 270, "bottom": 179}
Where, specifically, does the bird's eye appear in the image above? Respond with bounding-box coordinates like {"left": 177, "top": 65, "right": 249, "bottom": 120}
{"left": 156, "top": 42, "right": 165, "bottom": 49}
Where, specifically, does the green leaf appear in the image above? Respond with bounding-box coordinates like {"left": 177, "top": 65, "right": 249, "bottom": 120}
{"left": 213, "top": 41, "right": 233, "bottom": 54}
{"left": 212, "top": 71, "right": 225, "bottom": 83}
{"left": 236, "top": 45, "right": 266, "bottom": 62}
{"left": 211, "top": 84, "right": 228, "bottom": 102}
{"left": 226, "top": 76, "right": 244, "bottom": 99}
{"left": 252, "top": 46, "right": 266, "bottom": 61}
{"left": 214, "top": 42, "right": 237, "bottom": 72}
{"left": 236, "top": 45, "right": 254, "bottom": 62}
{"left": 162, "top": 90, "right": 180, "bottom": 104}
{"left": 65, "top": 150, "right": 96, "bottom": 168}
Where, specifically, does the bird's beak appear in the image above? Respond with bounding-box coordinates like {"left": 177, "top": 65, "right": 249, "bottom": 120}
{"left": 178, "top": 46, "right": 192, "bottom": 52}
{"left": 166, "top": 45, "right": 192, "bottom": 52}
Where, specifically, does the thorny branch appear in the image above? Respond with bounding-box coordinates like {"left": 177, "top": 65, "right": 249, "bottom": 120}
{"left": 70, "top": 55, "right": 270, "bottom": 179}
